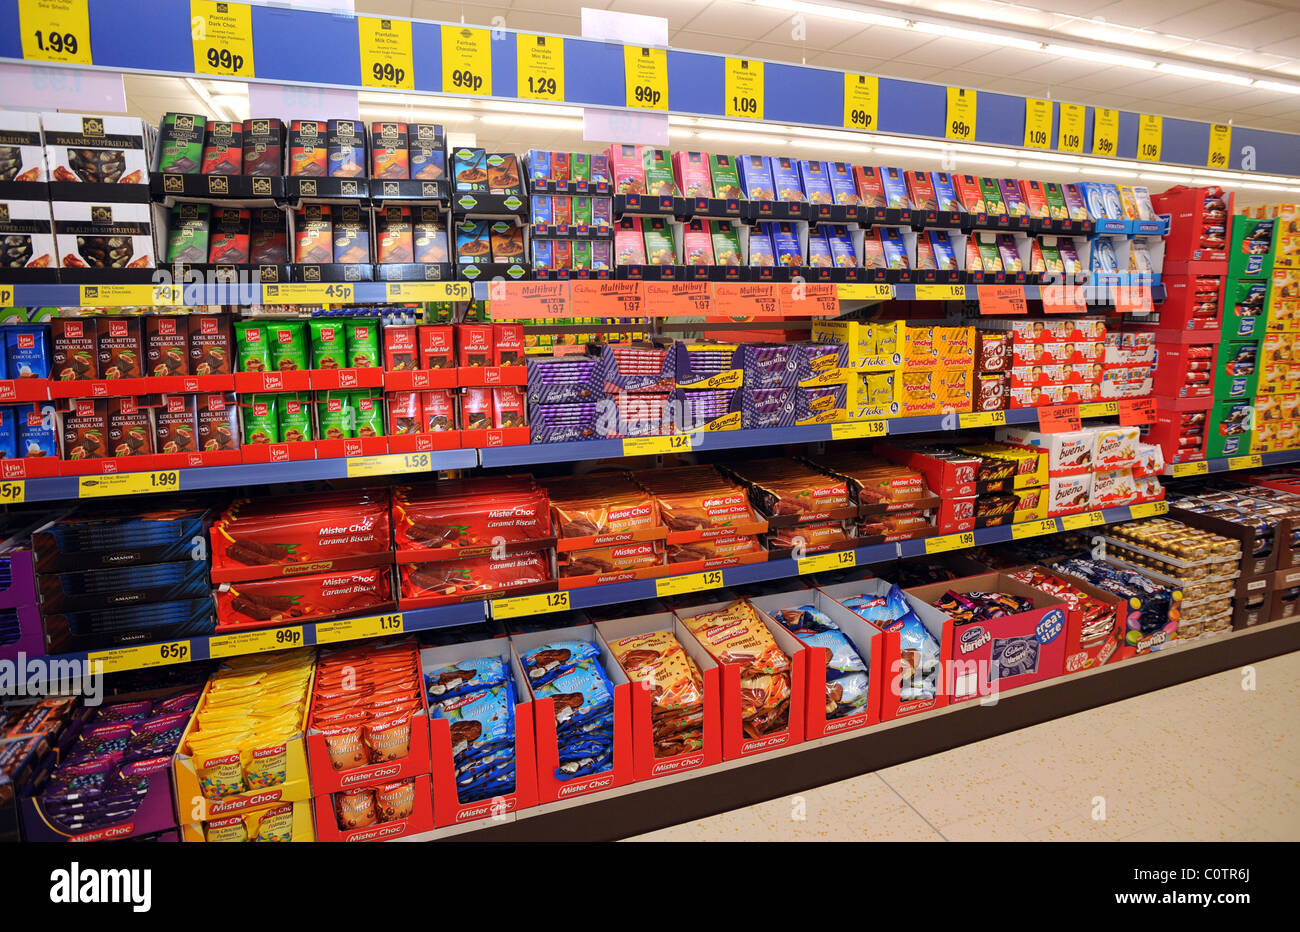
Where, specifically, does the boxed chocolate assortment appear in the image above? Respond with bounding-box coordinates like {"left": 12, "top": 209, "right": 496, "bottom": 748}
{"left": 43, "top": 113, "right": 153, "bottom": 191}
{"left": 0, "top": 110, "right": 47, "bottom": 187}
{"left": 52, "top": 200, "right": 162, "bottom": 282}
{"left": 0, "top": 196, "right": 57, "bottom": 280}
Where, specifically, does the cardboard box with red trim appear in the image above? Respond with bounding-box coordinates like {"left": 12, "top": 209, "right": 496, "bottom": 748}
{"left": 906, "top": 572, "right": 1068, "bottom": 703}
{"left": 181, "top": 799, "right": 315, "bottom": 842}
{"left": 751, "top": 587, "right": 883, "bottom": 739}
{"left": 595, "top": 612, "right": 723, "bottom": 782}
{"left": 672, "top": 598, "right": 806, "bottom": 760}
{"left": 421, "top": 639, "right": 539, "bottom": 828}
{"left": 511, "top": 623, "right": 634, "bottom": 803}
{"left": 310, "top": 773, "right": 435, "bottom": 842}
{"left": 1011, "top": 565, "right": 1126, "bottom": 675}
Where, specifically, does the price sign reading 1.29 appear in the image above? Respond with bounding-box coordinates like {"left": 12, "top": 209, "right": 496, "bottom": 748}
{"left": 625, "top": 45, "right": 668, "bottom": 110}
{"left": 442, "top": 25, "right": 491, "bottom": 95}
{"left": 517, "top": 34, "right": 565, "bottom": 101}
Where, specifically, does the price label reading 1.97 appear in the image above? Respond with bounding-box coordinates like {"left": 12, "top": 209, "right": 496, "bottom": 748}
{"left": 517, "top": 34, "right": 565, "bottom": 101}
{"left": 359, "top": 16, "right": 414, "bottom": 90}
{"left": 20, "top": 0, "right": 92, "bottom": 65}
{"left": 442, "top": 25, "right": 491, "bottom": 96}
{"left": 625, "top": 45, "right": 668, "bottom": 110}
{"left": 192, "top": 0, "right": 255, "bottom": 79}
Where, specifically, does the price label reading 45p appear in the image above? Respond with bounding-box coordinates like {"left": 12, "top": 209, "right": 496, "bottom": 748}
{"left": 359, "top": 16, "right": 414, "bottom": 90}
{"left": 19, "top": 0, "right": 92, "bottom": 65}
{"left": 442, "top": 25, "right": 491, "bottom": 96}
{"left": 725, "top": 58, "right": 763, "bottom": 119}
{"left": 492, "top": 590, "right": 569, "bottom": 620}
{"left": 192, "top": 0, "right": 255, "bottom": 79}
{"left": 625, "top": 45, "right": 668, "bottom": 110}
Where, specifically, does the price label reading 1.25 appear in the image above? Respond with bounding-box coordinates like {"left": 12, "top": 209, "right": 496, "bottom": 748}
{"left": 492, "top": 590, "right": 570, "bottom": 620}
{"left": 517, "top": 34, "right": 565, "bottom": 102}
{"left": 656, "top": 570, "right": 724, "bottom": 598}
{"left": 20, "top": 0, "right": 92, "bottom": 65}
{"left": 798, "top": 549, "right": 856, "bottom": 575}
{"left": 625, "top": 45, "right": 668, "bottom": 110}
{"left": 442, "top": 25, "right": 491, "bottom": 96}
{"left": 359, "top": 16, "right": 414, "bottom": 90}
{"left": 725, "top": 58, "right": 763, "bottom": 119}
{"left": 192, "top": 0, "right": 255, "bottom": 79}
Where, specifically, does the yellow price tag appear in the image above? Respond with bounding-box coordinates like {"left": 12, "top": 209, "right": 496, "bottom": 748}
{"left": 622, "top": 434, "right": 692, "bottom": 456}
{"left": 442, "top": 24, "right": 492, "bottom": 96}
{"left": 914, "top": 284, "right": 967, "bottom": 301}
{"left": 208, "top": 626, "right": 303, "bottom": 659}
{"left": 1228, "top": 454, "right": 1262, "bottom": 471}
{"left": 1061, "top": 510, "right": 1105, "bottom": 531}
{"left": 0, "top": 286, "right": 13, "bottom": 306}
{"left": 945, "top": 87, "right": 977, "bottom": 141}
{"left": 925, "top": 532, "right": 975, "bottom": 555}
{"left": 492, "top": 590, "right": 570, "bottom": 621}
{"left": 1171, "top": 461, "right": 1209, "bottom": 478}
{"left": 0, "top": 480, "right": 25, "bottom": 504}
{"left": 316, "top": 612, "right": 405, "bottom": 644}
{"left": 798, "top": 549, "right": 856, "bottom": 574}
{"left": 88, "top": 641, "right": 191, "bottom": 675}
{"left": 260, "top": 283, "right": 355, "bottom": 304}
{"left": 1058, "top": 103, "right": 1086, "bottom": 153}
{"left": 655, "top": 569, "right": 725, "bottom": 598}
{"left": 1092, "top": 108, "right": 1119, "bottom": 158}
{"left": 359, "top": 16, "right": 414, "bottom": 90}
{"left": 1129, "top": 501, "right": 1168, "bottom": 519}
{"left": 386, "top": 281, "right": 471, "bottom": 303}
{"left": 625, "top": 45, "right": 668, "bottom": 110}
{"left": 191, "top": 0, "right": 255, "bottom": 78}
{"left": 837, "top": 283, "right": 894, "bottom": 302}
{"left": 1208, "top": 123, "right": 1232, "bottom": 170}
{"left": 517, "top": 34, "right": 565, "bottom": 101}
{"left": 831, "top": 420, "right": 886, "bottom": 441}
{"left": 346, "top": 451, "right": 432, "bottom": 479}
{"left": 1012, "top": 518, "right": 1059, "bottom": 540}
{"left": 960, "top": 411, "right": 1007, "bottom": 428}
{"left": 78, "top": 470, "right": 180, "bottom": 499}
{"left": 843, "top": 73, "right": 878, "bottom": 131}
{"left": 1024, "top": 97, "right": 1052, "bottom": 149}
{"left": 724, "top": 57, "right": 763, "bottom": 119}
{"left": 77, "top": 284, "right": 181, "bottom": 307}
{"left": 1137, "top": 114, "right": 1163, "bottom": 162}
{"left": 1077, "top": 402, "right": 1119, "bottom": 418}
{"left": 19, "top": 0, "right": 92, "bottom": 65}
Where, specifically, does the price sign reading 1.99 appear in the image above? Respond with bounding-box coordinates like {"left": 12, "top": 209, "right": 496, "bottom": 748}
{"left": 625, "top": 45, "right": 668, "bottom": 110}
{"left": 442, "top": 25, "right": 492, "bottom": 96}
{"left": 19, "top": 0, "right": 92, "bottom": 65}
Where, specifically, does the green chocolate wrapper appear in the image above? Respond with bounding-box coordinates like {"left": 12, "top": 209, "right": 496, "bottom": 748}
{"left": 266, "top": 320, "right": 309, "bottom": 372}
{"left": 276, "top": 391, "right": 314, "bottom": 442}
{"left": 351, "top": 389, "right": 385, "bottom": 438}
{"left": 315, "top": 390, "right": 354, "bottom": 439}
{"left": 240, "top": 393, "right": 280, "bottom": 445}
{"left": 233, "top": 320, "right": 272, "bottom": 373}
{"left": 309, "top": 319, "right": 348, "bottom": 370}
{"left": 345, "top": 319, "right": 381, "bottom": 369}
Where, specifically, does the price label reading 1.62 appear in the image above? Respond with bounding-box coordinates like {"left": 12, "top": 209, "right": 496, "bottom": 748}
{"left": 192, "top": 0, "right": 255, "bottom": 78}
{"left": 20, "top": 0, "right": 92, "bottom": 65}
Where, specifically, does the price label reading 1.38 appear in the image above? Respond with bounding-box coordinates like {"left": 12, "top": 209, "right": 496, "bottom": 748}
{"left": 625, "top": 45, "right": 668, "bottom": 110}
{"left": 20, "top": 0, "right": 92, "bottom": 65}
{"left": 359, "top": 16, "right": 414, "bottom": 90}
{"left": 192, "top": 0, "right": 255, "bottom": 79}
{"left": 945, "top": 86, "right": 977, "bottom": 141}
{"left": 725, "top": 58, "right": 763, "bottom": 119}
{"left": 517, "top": 34, "right": 565, "bottom": 101}
{"left": 843, "top": 73, "right": 879, "bottom": 131}
{"left": 442, "top": 25, "right": 491, "bottom": 96}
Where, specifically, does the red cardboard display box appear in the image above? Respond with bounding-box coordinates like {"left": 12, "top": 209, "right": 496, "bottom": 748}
{"left": 673, "top": 598, "right": 806, "bottom": 760}
{"left": 595, "top": 612, "right": 723, "bottom": 782}
{"left": 906, "top": 572, "right": 1068, "bottom": 703}
{"left": 310, "top": 772, "right": 434, "bottom": 842}
{"left": 511, "top": 623, "right": 633, "bottom": 804}
{"left": 819, "top": 576, "right": 952, "bottom": 723}
{"left": 1010, "top": 565, "right": 1126, "bottom": 675}
{"left": 751, "top": 587, "right": 883, "bottom": 739}
{"left": 305, "top": 676, "right": 432, "bottom": 797}
{"left": 420, "top": 638, "right": 539, "bottom": 828}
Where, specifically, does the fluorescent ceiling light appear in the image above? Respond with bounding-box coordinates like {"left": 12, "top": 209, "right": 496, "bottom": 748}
{"left": 791, "top": 139, "right": 872, "bottom": 154}
{"left": 1237, "top": 182, "right": 1293, "bottom": 191}
{"left": 695, "top": 130, "right": 792, "bottom": 146}
{"left": 357, "top": 92, "right": 474, "bottom": 109}
{"left": 746, "top": 0, "right": 907, "bottom": 29}
{"left": 1044, "top": 44, "right": 1156, "bottom": 70}
{"left": 479, "top": 115, "right": 583, "bottom": 130}
{"left": 872, "top": 145, "right": 943, "bottom": 161}
{"left": 1253, "top": 80, "right": 1300, "bottom": 96}
{"left": 1157, "top": 63, "right": 1253, "bottom": 86}
{"left": 959, "top": 156, "right": 1020, "bottom": 168}
{"left": 185, "top": 78, "right": 235, "bottom": 122}
{"left": 1139, "top": 172, "right": 1192, "bottom": 184}
{"left": 479, "top": 101, "right": 585, "bottom": 117}
{"left": 910, "top": 21, "right": 1042, "bottom": 51}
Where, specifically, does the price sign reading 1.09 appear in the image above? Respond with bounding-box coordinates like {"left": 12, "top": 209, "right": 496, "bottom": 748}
{"left": 725, "top": 58, "right": 763, "bottom": 119}
{"left": 1057, "top": 103, "right": 1086, "bottom": 154}
{"left": 442, "top": 25, "right": 491, "bottom": 96}
{"left": 517, "top": 34, "right": 565, "bottom": 101}
{"left": 1024, "top": 97, "right": 1052, "bottom": 150}
{"left": 625, "top": 45, "right": 668, "bottom": 110}
{"left": 19, "top": 0, "right": 92, "bottom": 65}
{"left": 359, "top": 16, "right": 414, "bottom": 90}
{"left": 192, "top": 0, "right": 255, "bottom": 79}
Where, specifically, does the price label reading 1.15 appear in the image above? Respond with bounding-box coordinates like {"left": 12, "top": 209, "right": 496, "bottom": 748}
{"left": 517, "top": 34, "right": 565, "bottom": 101}
{"left": 359, "top": 16, "right": 414, "bottom": 90}
{"left": 20, "top": 0, "right": 92, "bottom": 65}
{"left": 192, "top": 0, "right": 255, "bottom": 79}
{"left": 316, "top": 612, "right": 404, "bottom": 644}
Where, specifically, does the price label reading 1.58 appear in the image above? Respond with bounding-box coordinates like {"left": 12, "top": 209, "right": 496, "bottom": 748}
{"left": 517, "top": 34, "right": 565, "bottom": 101}
{"left": 359, "top": 16, "right": 414, "bottom": 90}
{"left": 192, "top": 0, "right": 255, "bottom": 79}
{"left": 442, "top": 25, "right": 491, "bottom": 96}
{"left": 20, "top": 0, "right": 92, "bottom": 65}
{"left": 625, "top": 45, "right": 668, "bottom": 110}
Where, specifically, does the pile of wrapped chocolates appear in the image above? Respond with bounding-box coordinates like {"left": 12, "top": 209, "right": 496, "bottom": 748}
{"left": 520, "top": 640, "right": 616, "bottom": 780}
{"left": 981, "top": 317, "right": 1111, "bottom": 408}
{"left": 1101, "top": 331, "right": 1156, "bottom": 400}
{"left": 426, "top": 655, "right": 518, "bottom": 803}
{"left": 608, "top": 630, "right": 705, "bottom": 758}
{"left": 769, "top": 604, "right": 870, "bottom": 720}
{"left": 1175, "top": 485, "right": 1300, "bottom": 560}
{"left": 1055, "top": 558, "right": 1181, "bottom": 648}
{"left": 679, "top": 600, "right": 792, "bottom": 737}
{"left": 1008, "top": 567, "right": 1117, "bottom": 650}
{"left": 840, "top": 584, "right": 940, "bottom": 701}
{"left": 931, "top": 589, "right": 1034, "bottom": 623}
{"left": 311, "top": 640, "right": 422, "bottom": 774}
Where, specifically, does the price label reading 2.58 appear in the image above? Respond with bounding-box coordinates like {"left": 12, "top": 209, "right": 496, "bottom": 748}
{"left": 625, "top": 45, "right": 668, "bottom": 110}
{"left": 192, "top": 0, "right": 255, "bottom": 79}
{"left": 19, "top": 0, "right": 92, "bottom": 65}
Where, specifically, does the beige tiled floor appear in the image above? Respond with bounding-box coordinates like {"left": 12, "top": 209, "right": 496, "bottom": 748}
{"left": 628, "top": 651, "right": 1300, "bottom": 842}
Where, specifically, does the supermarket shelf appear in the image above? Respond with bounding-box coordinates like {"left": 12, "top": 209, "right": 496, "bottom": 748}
{"left": 1164, "top": 448, "right": 1300, "bottom": 478}
{"left": 9, "top": 449, "right": 480, "bottom": 502}
{"left": 442, "top": 616, "right": 1300, "bottom": 842}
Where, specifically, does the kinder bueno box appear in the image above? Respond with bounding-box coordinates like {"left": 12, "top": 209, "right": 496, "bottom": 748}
{"left": 1009, "top": 565, "right": 1125, "bottom": 675}
{"left": 511, "top": 624, "right": 633, "bottom": 804}
{"left": 820, "top": 576, "right": 951, "bottom": 723}
{"left": 907, "top": 572, "right": 1068, "bottom": 703}
{"left": 752, "top": 587, "right": 883, "bottom": 739}
{"left": 596, "top": 613, "right": 722, "bottom": 781}
{"left": 421, "top": 639, "right": 539, "bottom": 828}
{"left": 673, "top": 598, "right": 806, "bottom": 760}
